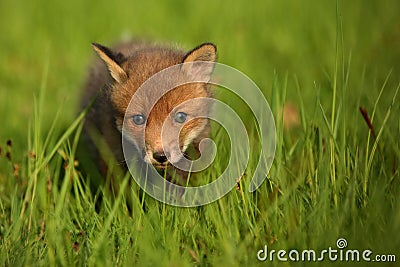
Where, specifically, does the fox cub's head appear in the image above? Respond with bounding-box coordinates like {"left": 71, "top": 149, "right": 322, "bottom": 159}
{"left": 92, "top": 42, "right": 217, "bottom": 168}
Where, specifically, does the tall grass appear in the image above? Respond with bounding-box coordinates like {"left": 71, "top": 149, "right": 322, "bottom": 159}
{"left": 1, "top": 0, "right": 399, "bottom": 266}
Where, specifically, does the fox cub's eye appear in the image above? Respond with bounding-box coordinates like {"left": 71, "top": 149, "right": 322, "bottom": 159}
{"left": 131, "top": 114, "right": 146, "bottom": 125}
{"left": 174, "top": 112, "right": 187, "bottom": 123}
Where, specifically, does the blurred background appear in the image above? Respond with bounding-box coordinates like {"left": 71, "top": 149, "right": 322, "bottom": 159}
{"left": 0, "top": 2, "right": 399, "bottom": 264}
{"left": 0, "top": 0, "right": 399, "bottom": 150}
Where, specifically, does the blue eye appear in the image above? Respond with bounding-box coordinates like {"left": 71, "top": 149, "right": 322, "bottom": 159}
{"left": 174, "top": 112, "right": 187, "bottom": 123}
{"left": 131, "top": 114, "right": 146, "bottom": 125}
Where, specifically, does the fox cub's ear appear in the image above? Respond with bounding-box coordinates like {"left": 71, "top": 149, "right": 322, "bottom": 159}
{"left": 182, "top": 43, "right": 217, "bottom": 81}
{"left": 92, "top": 43, "right": 128, "bottom": 84}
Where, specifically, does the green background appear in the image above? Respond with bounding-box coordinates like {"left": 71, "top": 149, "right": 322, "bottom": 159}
{"left": 0, "top": 0, "right": 399, "bottom": 266}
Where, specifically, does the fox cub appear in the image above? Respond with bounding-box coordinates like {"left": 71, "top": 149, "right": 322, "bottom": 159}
{"left": 80, "top": 41, "right": 217, "bottom": 182}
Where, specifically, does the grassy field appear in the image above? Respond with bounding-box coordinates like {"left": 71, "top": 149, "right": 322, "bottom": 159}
{"left": 1, "top": 0, "right": 399, "bottom": 266}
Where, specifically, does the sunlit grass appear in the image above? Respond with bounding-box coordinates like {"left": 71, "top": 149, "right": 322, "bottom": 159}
{"left": 0, "top": 0, "right": 399, "bottom": 266}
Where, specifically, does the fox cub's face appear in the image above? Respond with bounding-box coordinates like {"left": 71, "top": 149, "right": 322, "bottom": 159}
{"left": 92, "top": 43, "right": 216, "bottom": 168}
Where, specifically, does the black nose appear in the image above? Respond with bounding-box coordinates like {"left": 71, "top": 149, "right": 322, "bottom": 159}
{"left": 153, "top": 151, "right": 168, "bottom": 163}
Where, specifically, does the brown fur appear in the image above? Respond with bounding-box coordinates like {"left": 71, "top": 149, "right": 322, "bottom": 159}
{"left": 80, "top": 40, "right": 217, "bottom": 181}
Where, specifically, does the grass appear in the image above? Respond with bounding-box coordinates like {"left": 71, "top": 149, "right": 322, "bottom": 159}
{"left": 1, "top": 0, "right": 399, "bottom": 266}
